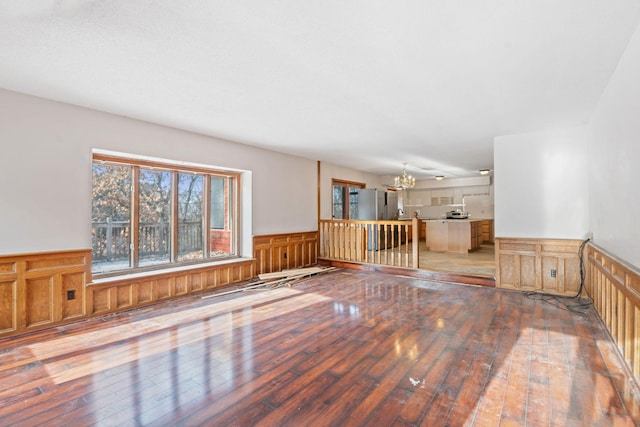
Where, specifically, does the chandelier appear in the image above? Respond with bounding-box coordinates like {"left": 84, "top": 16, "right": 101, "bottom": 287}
{"left": 394, "top": 163, "right": 415, "bottom": 189}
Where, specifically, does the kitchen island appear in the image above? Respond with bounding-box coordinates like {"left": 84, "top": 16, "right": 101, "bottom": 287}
{"left": 425, "top": 219, "right": 483, "bottom": 253}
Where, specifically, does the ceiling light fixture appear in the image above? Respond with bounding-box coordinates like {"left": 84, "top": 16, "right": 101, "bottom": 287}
{"left": 479, "top": 169, "right": 490, "bottom": 175}
{"left": 435, "top": 176, "right": 444, "bottom": 181}
{"left": 394, "top": 163, "right": 415, "bottom": 189}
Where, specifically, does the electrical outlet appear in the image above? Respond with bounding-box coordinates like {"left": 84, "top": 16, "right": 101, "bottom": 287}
{"left": 588, "top": 231, "right": 593, "bottom": 240}
{"left": 550, "top": 269, "right": 557, "bottom": 278}
{"left": 67, "top": 290, "right": 76, "bottom": 300}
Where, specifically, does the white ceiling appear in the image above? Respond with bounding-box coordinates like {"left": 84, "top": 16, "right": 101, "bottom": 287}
{"left": 1, "top": 1, "right": 639, "bottom": 179}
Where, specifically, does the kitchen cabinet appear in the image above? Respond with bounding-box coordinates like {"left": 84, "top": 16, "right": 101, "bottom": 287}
{"left": 481, "top": 219, "right": 494, "bottom": 243}
{"left": 452, "top": 187, "right": 464, "bottom": 204}
{"left": 425, "top": 220, "right": 483, "bottom": 253}
{"left": 430, "top": 189, "right": 453, "bottom": 206}
{"left": 404, "top": 189, "right": 430, "bottom": 207}
{"left": 405, "top": 220, "right": 426, "bottom": 242}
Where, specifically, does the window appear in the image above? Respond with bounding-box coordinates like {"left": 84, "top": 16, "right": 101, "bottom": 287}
{"left": 332, "top": 179, "right": 365, "bottom": 219}
{"left": 91, "top": 154, "right": 238, "bottom": 275}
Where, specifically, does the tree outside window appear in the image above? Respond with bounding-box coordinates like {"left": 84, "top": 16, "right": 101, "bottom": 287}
{"left": 332, "top": 179, "right": 365, "bottom": 219}
{"left": 91, "top": 155, "right": 238, "bottom": 275}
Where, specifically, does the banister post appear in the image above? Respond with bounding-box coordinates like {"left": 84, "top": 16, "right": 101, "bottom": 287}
{"left": 412, "top": 213, "right": 419, "bottom": 269}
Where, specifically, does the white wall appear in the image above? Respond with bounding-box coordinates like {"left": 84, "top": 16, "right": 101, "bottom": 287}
{"left": 588, "top": 22, "right": 640, "bottom": 269}
{"left": 494, "top": 126, "right": 589, "bottom": 240}
{"left": 0, "top": 89, "right": 317, "bottom": 256}
{"left": 319, "top": 162, "right": 382, "bottom": 219}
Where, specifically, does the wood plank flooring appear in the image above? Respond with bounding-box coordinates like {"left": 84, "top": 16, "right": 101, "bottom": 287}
{"left": 1, "top": 270, "right": 638, "bottom": 426}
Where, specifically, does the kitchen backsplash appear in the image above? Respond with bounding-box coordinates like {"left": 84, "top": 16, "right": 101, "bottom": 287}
{"left": 399, "top": 195, "right": 494, "bottom": 220}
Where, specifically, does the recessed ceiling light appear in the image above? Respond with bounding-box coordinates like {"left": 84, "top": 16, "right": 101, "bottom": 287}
{"left": 479, "top": 169, "right": 490, "bottom": 175}
{"left": 435, "top": 176, "right": 444, "bottom": 181}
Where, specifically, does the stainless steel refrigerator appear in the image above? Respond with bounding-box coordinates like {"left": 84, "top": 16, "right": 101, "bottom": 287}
{"left": 351, "top": 189, "right": 398, "bottom": 220}
{"left": 351, "top": 189, "right": 399, "bottom": 250}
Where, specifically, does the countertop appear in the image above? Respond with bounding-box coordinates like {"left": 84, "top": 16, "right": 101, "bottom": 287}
{"left": 423, "top": 218, "right": 484, "bottom": 222}
{"left": 399, "top": 217, "right": 491, "bottom": 222}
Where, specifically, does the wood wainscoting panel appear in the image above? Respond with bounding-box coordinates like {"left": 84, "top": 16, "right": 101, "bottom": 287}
{"left": 175, "top": 275, "right": 189, "bottom": 296}
{"left": 61, "top": 272, "right": 86, "bottom": 320}
{"left": 498, "top": 253, "right": 516, "bottom": 286}
{"left": 0, "top": 249, "right": 91, "bottom": 337}
{"left": 116, "top": 285, "right": 134, "bottom": 310}
{"left": 156, "top": 277, "right": 172, "bottom": 300}
{"left": 87, "top": 259, "right": 255, "bottom": 316}
{"left": 190, "top": 271, "right": 204, "bottom": 292}
{"left": 253, "top": 231, "right": 318, "bottom": 276}
{"left": 0, "top": 249, "right": 256, "bottom": 338}
{"left": 90, "top": 287, "right": 111, "bottom": 315}
{"left": 138, "top": 281, "right": 154, "bottom": 304}
{"left": 25, "top": 276, "right": 54, "bottom": 327}
{"left": 495, "top": 238, "right": 583, "bottom": 296}
{"left": 587, "top": 244, "right": 640, "bottom": 381}
{"left": 0, "top": 279, "right": 17, "bottom": 333}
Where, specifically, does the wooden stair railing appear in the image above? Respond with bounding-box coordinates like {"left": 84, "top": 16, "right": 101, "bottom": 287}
{"left": 319, "top": 216, "right": 420, "bottom": 269}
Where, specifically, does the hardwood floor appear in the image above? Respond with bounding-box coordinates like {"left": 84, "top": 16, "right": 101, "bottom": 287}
{"left": 0, "top": 270, "right": 638, "bottom": 426}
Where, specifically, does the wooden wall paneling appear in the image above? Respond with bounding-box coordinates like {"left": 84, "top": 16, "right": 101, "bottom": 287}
{"left": 586, "top": 244, "right": 640, "bottom": 382}
{"left": 282, "top": 235, "right": 294, "bottom": 270}
{"left": 231, "top": 265, "right": 242, "bottom": 284}
{"left": 253, "top": 232, "right": 319, "bottom": 276}
{"left": 206, "top": 269, "right": 218, "bottom": 289}
{"left": 498, "top": 254, "right": 516, "bottom": 288}
{"left": 85, "top": 285, "right": 94, "bottom": 316}
{"left": 254, "top": 236, "right": 273, "bottom": 273}
{"left": 293, "top": 239, "right": 304, "bottom": 268}
{"left": 25, "top": 253, "right": 88, "bottom": 271}
{"left": 495, "top": 238, "right": 583, "bottom": 296}
{"left": 15, "top": 261, "right": 29, "bottom": 331}
{"left": 305, "top": 238, "right": 317, "bottom": 266}
{"left": 520, "top": 254, "right": 537, "bottom": 290}
{"left": 0, "top": 279, "right": 17, "bottom": 333}
{"left": 138, "top": 281, "right": 154, "bottom": 304}
{"left": 541, "top": 256, "right": 558, "bottom": 293}
{"left": 496, "top": 240, "right": 537, "bottom": 291}
{"left": 0, "top": 260, "right": 18, "bottom": 333}
{"left": 157, "top": 278, "right": 173, "bottom": 300}
{"left": 190, "top": 271, "right": 204, "bottom": 292}
{"left": 91, "top": 287, "right": 112, "bottom": 314}
{"left": 219, "top": 268, "right": 231, "bottom": 287}
{"left": 61, "top": 272, "right": 87, "bottom": 320}
{"left": 116, "top": 284, "right": 134, "bottom": 309}
{"left": 87, "top": 259, "right": 255, "bottom": 317}
{"left": 0, "top": 249, "right": 256, "bottom": 338}
{"left": 564, "top": 256, "right": 581, "bottom": 294}
{"left": 175, "top": 275, "right": 189, "bottom": 296}
{"left": 25, "top": 276, "right": 54, "bottom": 328}
{"left": 0, "top": 260, "right": 16, "bottom": 274}
{"left": 634, "top": 303, "right": 640, "bottom": 377}
{"left": 22, "top": 250, "right": 91, "bottom": 328}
